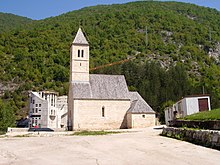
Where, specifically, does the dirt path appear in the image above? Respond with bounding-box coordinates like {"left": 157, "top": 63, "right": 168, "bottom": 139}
{"left": 0, "top": 128, "right": 219, "bottom": 165}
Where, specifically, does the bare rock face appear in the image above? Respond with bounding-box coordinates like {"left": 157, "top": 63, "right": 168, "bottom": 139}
{"left": 209, "top": 42, "right": 220, "bottom": 63}
{"left": 0, "top": 82, "right": 18, "bottom": 96}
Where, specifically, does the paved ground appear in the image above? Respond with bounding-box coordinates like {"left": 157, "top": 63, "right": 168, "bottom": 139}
{"left": 0, "top": 128, "right": 219, "bottom": 165}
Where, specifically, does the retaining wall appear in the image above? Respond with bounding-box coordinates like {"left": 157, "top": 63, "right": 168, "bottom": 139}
{"left": 169, "top": 120, "right": 220, "bottom": 130}
{"left": 162, "top": 127, "right": 220, "bottom": 150}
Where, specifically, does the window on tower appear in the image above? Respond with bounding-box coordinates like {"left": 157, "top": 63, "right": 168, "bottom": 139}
{"left": 78, "top": 50, "right": 80, "bottom": 57}
{"left": 81, "top": 50, "right": 84, "bottom": 58}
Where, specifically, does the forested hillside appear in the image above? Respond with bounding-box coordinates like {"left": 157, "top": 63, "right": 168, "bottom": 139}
{"left": 0, "top": 1, "right": 220, "bottom": 127}
{"left": 0, "top": 12, "right": 32, "bottom": 32}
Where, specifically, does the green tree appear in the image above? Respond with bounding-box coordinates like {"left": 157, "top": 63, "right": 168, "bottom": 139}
{"left": 0, "top": 99, "right": 16, "bottom": 132}
{"left": 159, "top": 100, "right": 175, "bottom": 123}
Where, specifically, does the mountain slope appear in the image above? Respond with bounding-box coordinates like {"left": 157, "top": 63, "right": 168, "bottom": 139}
{"left": 0, "top": 12, "right": 32, "bottom": 32}
{"left": 0, "top": 1, "right": 220, "bottom": 118}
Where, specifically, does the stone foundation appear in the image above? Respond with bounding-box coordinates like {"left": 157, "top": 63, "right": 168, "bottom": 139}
{"left": 161, "top": 127, "right": 220, "bottom": 150}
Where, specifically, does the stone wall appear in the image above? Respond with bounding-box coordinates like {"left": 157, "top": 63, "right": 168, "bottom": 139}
{"left": 73, "top": 99, "right": 131, "bottom": 130}
{"left": 7, "top": 127, "right": 65, "bottom": 132}
{"left": 7, "top": 127, "right": 29, "bottom": 132}
{"left": 169, "top": 120, "right": 220, "bottom": 130}
{"left": 161, "top": 127, "right": 220, "bottom": 150}
{"left": 127, "top": 113, "right": 155, "bottom": 128}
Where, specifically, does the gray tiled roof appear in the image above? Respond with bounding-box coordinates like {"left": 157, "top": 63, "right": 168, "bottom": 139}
{"left": 72, "top": 28, "right": 89, "bottom": 45}
{"left": 70, "top": 74, "right": 155, "bottom": 114}
{"left": 71, "top": 82, "right": 92, "bottom": 99}
{"left": 127, "top": 92, "right": 155, "bottom": 114}
{"left": 71, "top": 74, "right": 130, "bottom": 100}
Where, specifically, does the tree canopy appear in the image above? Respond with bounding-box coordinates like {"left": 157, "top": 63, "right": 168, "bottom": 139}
{"left": 0, "top": 1, "right": 220, "bottom": 122}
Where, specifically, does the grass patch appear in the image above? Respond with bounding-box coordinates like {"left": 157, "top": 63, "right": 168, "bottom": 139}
{"left": 183, "top": 109, "right": 220, "bottom": 121}
{"left": 72, "top": 130, "right": 121, "bottom": 136}
{"left": 0, "top": 131, "right": 6, "bottom": 135}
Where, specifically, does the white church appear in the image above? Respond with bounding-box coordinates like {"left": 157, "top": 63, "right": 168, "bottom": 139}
{"left": 67, "top": 28, "right": 156, "bottom": 130}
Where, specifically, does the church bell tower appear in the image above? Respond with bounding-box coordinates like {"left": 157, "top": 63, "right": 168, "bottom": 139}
{"left": 70, "top": 28, "right": 89, "bottom": 82}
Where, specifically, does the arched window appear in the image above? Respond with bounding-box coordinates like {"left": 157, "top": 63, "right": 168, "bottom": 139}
{"left": 78, "top": 50, "right": 80, "bottom": 57}
{"left": 102, "top": 106, "right": 105, "bottom": 117}
{"left": 81, "top": 50, "right": 84, "bottom": 58}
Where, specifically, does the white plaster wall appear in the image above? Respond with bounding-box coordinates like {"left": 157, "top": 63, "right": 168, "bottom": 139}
{"left": 72, "top": 99, "right": 130, "bottom": 130}
{"left": 185, "top": 96, "right": 211, "bottom": 116}
{"left": 207, "top": 97, "right": 211, "bottom": 111}
{"left": 185, "top": 98, "right": 199, "bottom": 116}
{"left": 182, "top": 98, "right": 187, "bottom": 117}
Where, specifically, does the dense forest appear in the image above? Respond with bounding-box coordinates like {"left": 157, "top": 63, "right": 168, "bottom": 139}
{"left": 0, "top": 12, "right": 32, "bottom": 32}
{"left": 1, "top": 1, "right": 220, "bottom": 130}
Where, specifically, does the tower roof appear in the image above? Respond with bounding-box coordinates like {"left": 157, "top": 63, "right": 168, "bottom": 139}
{"left": 72, "top": 28, "right": 89, "bottom": 45}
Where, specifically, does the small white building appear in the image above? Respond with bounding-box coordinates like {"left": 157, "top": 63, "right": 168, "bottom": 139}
{"left": 29, "top": 91, "right": 68, "bottom": 129}
{"left": 165, "top": 95, "right": 211, "bottom": 125}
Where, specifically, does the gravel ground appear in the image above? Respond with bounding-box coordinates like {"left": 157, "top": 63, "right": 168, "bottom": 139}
{"left": 0, "top": 127, "right": 219, "bottom": 165}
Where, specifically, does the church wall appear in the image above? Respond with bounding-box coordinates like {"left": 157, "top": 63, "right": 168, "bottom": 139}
{"left": 72, "top": 99, "right": 130, "bottom": 130}
{"left": 127, "top": 113, "right": 132, "bottom": 128}
{"left": 68, "top": 87, "right": 74, "bottom": 130}
{"left": 127, "top": 113, "right": 155, "bottom": 128}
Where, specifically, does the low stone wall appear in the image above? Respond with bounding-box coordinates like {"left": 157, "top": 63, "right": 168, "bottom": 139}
{"left": 7, "top": 127, "right": 29, "bottom": 133}
{"left": 161, "top": 127, "right": 220, "bottom": 150}
{"left": 169, "top": 120, "right": 220, "bottom": 130}
{"left": 7, "top": 127, "right": 66, "bottom": 133}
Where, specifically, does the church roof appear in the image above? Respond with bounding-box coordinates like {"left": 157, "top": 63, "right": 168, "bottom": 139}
{"left": 70, "top": 75, "right": 155, "bottom": 114}
{"left": 127, "top": 92, "right": 155, "bottom": 114}
{"left": 70, "top": 74, "right": 130, "bottom": 100}
{"left": 72, "top": 28, "right": 89, "bottom": 45}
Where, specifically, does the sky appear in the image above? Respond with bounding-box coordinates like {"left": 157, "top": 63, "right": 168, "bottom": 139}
{"left": 0, "top": 0, "right": 219, "bottom": 20}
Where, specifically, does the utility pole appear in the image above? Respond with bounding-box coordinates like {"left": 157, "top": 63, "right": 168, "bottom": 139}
{"left": 137, "top": 26, "right": 148, "bottom": 47}
{"left": 145, "top": 26, "right": 148, "bottom": 47}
